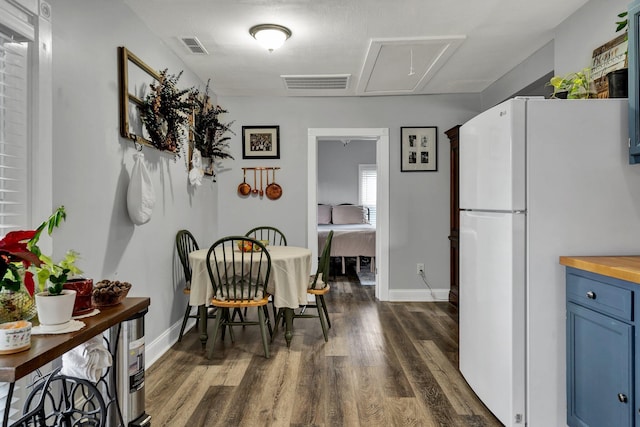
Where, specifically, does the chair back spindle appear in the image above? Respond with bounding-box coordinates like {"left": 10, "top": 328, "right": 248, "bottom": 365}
{"left": 245, "top": 226, "right": 287, "bottom": 246}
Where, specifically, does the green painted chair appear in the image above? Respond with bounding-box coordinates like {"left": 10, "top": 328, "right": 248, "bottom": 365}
{"left": 176, "top": 229, "right": 205, "bottom": 342}
{"left": 274, "top": 230, "right": 334, "bottom": 342}
{"left": 205, "top": 236, "right": 273, "bottom": 359}
{"left": 245, "top": 226, "right": 287, "bottom": 320}
{"left": 245, "top": 226, "right": 287, "bottom": 246}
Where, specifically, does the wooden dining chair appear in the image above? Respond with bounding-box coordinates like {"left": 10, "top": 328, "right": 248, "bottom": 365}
{"left": 205, "top": 236, "right": 273, "bottom": 359}
{"left": 274, "top": 230, "right": 334, "bottom": 342}
{"left": 176, "top": 229, "right": 217, "bottom": 342}
{"left": 245, "top": 226, "right": 287, "bottom": 246}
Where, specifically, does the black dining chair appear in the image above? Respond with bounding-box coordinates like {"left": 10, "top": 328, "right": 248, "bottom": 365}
{"left": 245, "top": 226, "right": 287, "bottom": 246}
{"left": 274, "top": 230, "right": 334, "bottom": 342}
{"left": 205, "top": 236, "right": 273, "bottom": 359}
{"left": 175, "top": 229, "right": 216, "bottom": 342}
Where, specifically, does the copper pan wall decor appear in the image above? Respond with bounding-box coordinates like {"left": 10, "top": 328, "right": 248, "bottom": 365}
{"left": 265, "top": 168, "right": 282, "bottom": 200}
{"left": 239, "top": 167, "right": 281, "bottom": 200}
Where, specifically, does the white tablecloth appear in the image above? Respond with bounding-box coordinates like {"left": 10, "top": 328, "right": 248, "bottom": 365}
{"left": 188, "top": 246, "right": 312, "bottom": 309}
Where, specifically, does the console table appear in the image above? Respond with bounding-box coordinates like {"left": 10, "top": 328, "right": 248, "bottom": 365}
{"left": 0, "top": 297, "right": 150, "bottom": 426}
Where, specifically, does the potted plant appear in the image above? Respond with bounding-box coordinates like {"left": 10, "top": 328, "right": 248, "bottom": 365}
{"left": 27, "top": 207, "right": 83, "bottom": 328}
{"left": 606, "top": 11, "right": 629, "bottom": 98}
{"left": 0, "top": 206, "right": 82, "bottom": 328}
{"left": 547, "top": 69, "right": 596, "bottom": 99}
{"left": 0, "top": 230, "right": 42, "bottom": 322}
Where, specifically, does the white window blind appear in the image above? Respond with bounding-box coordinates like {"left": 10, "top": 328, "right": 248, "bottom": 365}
{"left": 0, "top": 30, "right": 28, "bottom": 233}
{"left": 359, "top": 164, "right": 376, "bottom": 227}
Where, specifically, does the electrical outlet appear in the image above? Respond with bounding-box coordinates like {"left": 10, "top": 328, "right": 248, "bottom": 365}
{"left": 417, "top": 263, "right": 424, "bottom": 275}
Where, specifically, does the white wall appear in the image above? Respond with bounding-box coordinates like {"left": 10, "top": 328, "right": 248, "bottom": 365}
{"left": 481, "top": 41, "right": 555, "bottom": 110}
{"left": 216, "top": 94, "right": 481, "bottom": 293}
{"left": 318, "top": 140, "right": 376, "bottom": 204}
{"left": 50, "top": 0, "right": 218, "bottom": 362}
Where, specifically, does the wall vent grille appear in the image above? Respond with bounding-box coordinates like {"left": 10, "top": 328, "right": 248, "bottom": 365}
{"left": 180, "top": 37, "right": 208, "bottom": 54}
{"left": 281, "top": 74, "right": 350, "bottom": 90}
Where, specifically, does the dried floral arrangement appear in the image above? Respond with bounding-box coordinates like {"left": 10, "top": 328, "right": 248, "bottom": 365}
{"left": 192, "top": 80, "right": 235, "bottom": 163}
{"left": 138, "top": 69, "right": 194, "bottom": 154}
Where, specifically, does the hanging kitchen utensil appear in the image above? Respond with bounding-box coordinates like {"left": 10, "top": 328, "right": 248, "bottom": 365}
{"left": 259, "top": 168, "right": 264, "bottom": 197}
{"left": 252, "top": 169, "right": 259, "bottom": 195}
{"left": 265, "top": 168, "right": 282, "bottom": 200}
{"left": 238, "top": 168, "right": 251, "bottom": 196}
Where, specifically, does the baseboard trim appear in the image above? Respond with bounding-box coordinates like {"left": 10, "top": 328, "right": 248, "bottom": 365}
{"left": 388, "top": 288, "right": 449, "bottom": 302}
{"left": 146, "top": 318, "right": 196, "bottom": 368}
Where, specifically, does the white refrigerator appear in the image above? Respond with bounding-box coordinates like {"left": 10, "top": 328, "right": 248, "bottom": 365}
{"left": 459, "top": 97, "right": 640, "bottom": 427}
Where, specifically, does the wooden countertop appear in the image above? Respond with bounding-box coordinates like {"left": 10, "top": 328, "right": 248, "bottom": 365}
{"left": 0, "top": 297, "right": 150, "bottom": 382}
{"left": 559, "top": 256, "right": 640, "bottom": 284}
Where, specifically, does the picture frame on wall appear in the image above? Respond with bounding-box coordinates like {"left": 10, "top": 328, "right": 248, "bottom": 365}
{"left": 242, "top": 126, "right": 280, "bottom": 159}
{"left": 401, "top": 126, "right": 437, "bottom": 171}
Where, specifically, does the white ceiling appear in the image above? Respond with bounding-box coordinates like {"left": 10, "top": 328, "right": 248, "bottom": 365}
{"left": 122, "top": 0, "right": 590, "bottom": 97}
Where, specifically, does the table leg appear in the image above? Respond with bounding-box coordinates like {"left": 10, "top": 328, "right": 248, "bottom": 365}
{"left": 198, "top": 304, "right": 208, "bottom": 348}
{"left": 2, "top": 381, "right": 14, "bottom": 427}
{"left": 284, "top": 307, "right": 294, "bottom": 347}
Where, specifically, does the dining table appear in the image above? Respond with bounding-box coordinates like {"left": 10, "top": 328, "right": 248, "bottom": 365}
{"left": 188, "top": 245, "right": 312, "bottom": 348}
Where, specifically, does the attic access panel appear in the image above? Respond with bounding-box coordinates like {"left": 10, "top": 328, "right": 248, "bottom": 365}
{"left": 356, "top": 36, "right": 465, "bottom": 96}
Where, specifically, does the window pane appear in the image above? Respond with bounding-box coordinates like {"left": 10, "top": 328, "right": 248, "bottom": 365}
{"left": 359, "top": 164, "right": 376, "bottom": 226}
{"left": 0, "top": 31, "right": 29, "bottom": 232}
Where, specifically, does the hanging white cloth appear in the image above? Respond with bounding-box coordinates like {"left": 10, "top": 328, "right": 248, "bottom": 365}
{"left": 189, "top": 148, "right": 204, "bottom": 187}
{"left": 127, "top": 153, "right": 155, "bottom": 225}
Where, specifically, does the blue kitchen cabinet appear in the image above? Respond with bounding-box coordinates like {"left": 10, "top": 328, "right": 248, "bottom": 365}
{"left": 629, "top": 0, "right": 640, "bottom": 163}
{"left": 564, "top": 265, "right": 638, "bottom": 427}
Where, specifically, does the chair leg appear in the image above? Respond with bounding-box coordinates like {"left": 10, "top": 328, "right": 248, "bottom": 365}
{"left": 178, "top": 303, "right": 192, "bottom": 342}
{"left": 263, "top": 305, "right": 273, "bottom": 338}
{"left": 316, "top": 296, "right": 329, "bottom": 342}
{"left": 319, "top": 295, "right": 331, "bottom": 329}
{"left": 225, "top": 309, "right": 235, "bottom": 343}
{"left": 257, "top": 307, "right": 270, "bottom": 358}
{"left": 206, "top": 308, "right": 225, "bottom": 359}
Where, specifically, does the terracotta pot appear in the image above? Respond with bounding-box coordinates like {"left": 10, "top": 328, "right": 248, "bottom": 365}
{"left": 63, "top": 278, "right": 94, "bottom": 316}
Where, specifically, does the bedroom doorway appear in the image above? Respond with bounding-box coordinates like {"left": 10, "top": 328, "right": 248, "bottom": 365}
{"left": 307, "top": 128, "right": 389, "bottom": 301}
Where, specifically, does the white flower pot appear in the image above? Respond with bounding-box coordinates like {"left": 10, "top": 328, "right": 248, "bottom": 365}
{"left": 35, "top": 289, "right": 76, "bottom": 329}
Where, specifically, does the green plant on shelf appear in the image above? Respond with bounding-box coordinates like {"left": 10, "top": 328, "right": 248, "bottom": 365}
{"left": 547, "top": 69, "right": 595, "bottom": 99}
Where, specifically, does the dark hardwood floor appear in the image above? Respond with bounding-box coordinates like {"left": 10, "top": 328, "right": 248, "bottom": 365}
{"left": 146, "top": 266, "right": 502, "bottom": 427}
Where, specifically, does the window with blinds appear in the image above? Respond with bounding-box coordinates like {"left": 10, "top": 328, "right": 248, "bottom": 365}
{"left": 0, "top": 31, "right": 29, "bottom": 233}
{"left": 359, "top": 164, "right": 376, "bottom": 227}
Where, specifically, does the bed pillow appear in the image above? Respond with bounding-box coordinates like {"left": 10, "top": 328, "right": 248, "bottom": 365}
{"left": 317, "top": 204, "right": 332, "bottom": 224}
{"left": 332, "top": 205, "right": 367, "bottom": 224}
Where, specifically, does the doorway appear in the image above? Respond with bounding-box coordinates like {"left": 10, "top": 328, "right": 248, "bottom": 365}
{"left": 307, "top": 128, "right": 389, "bottom": 301}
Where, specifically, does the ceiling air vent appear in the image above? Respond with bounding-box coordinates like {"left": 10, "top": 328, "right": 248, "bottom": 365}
{"left": 281, "top": 74, "right": 350, "bottom": 90}
{"left": 180, "top": 37, "right": 208, "bottom": 54}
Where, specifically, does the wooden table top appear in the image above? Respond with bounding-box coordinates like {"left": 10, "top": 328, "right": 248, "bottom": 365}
{"left": 559, "top": 256, "right": 640, "bottom": 285}
{"left": 0, "top": 297, "right": 150, "bottom": 382}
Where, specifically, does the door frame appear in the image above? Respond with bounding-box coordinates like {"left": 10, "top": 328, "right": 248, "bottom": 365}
{"left": 307, "top": 128, "right": 389, "bottom": 301}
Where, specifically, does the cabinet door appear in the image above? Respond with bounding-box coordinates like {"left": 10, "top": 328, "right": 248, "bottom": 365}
{"left": 567, "top": 302, "right": 633, "bottom": 427}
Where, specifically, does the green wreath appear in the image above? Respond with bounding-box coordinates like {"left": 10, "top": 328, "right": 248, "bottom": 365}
{"left": 192, "top": 80, "right": 235, "bottom": 162}
{"left": 139, "top": 69, "right": 194, "bottom": 154}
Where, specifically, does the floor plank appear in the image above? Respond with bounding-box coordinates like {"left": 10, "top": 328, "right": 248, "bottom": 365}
{"left": 146, "top": 268, "right": 502, "bottom": 426}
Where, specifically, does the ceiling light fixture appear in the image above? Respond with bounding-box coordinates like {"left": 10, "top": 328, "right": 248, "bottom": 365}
{"left": 249, "top": 24, "right": 292, "bottom": 52}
